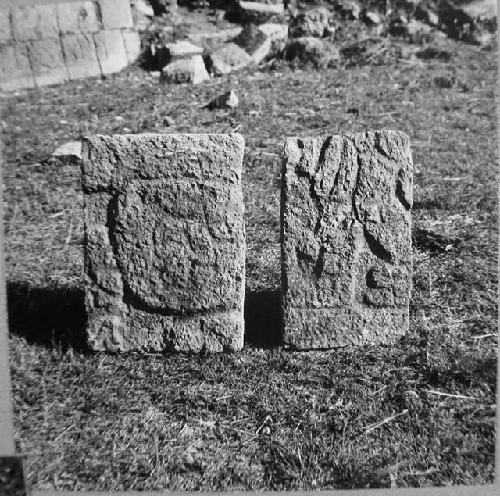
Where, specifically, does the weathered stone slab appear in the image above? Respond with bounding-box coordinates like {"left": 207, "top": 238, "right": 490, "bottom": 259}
{"left": 281, "top": 131, "right": 413, "bottom": 349}
{"left": 98, "top": 0, "right": 134, "bottom": 30}
{"left": 157, "top": 40, "right": 203, "bottom": 69}
{"left": 94, "top": 30, "right": 128, "bottom": 74}
{"left": 28, "top": 39, "right": 68, "bottom": 87}
{"left": 82, "top": 133, "right": 246, "bottom": 353}
{"left": 11, "top": 4, "right": 59, "bottom": 41}
{"left": 0, "top": 43, "right": 35, "bottom": 91}
{"left": 0, "top": 9, "right": 11, "bottom": 41}
{"left": 121, "top": 30, "right": 141, "bottom": 64}
{"left": 56, "top": 1, "right": 101, "bottom": 34}
{"left": 61, "top": 33, "right": 101, "bottom": 80}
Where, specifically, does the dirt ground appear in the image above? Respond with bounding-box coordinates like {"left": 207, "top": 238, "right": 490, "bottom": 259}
{"left": 1, "top": 6, "right": 497, "bottom": 490}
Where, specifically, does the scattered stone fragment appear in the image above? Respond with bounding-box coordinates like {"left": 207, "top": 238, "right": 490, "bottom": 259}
{"left": 363, "top": 10, "right": 383, "bottom": 25}
{"left": 281, "top": 131, "right": 413, "bottom": 349}
{"left": 160, "top": 55, "right": 210, "bottom": 84}
{"left": 289, "top": 7, "right": 333, "bottom": 38}
{"left": 284, "top": 37, "right": 339, "bottom": 69}
{"left": 82, "top": 133, "right": 246, "bottom": 353}
{"left": 52, "top": 141, "right": 83, "bottom": 164}
{"left": 157, "top": 40, "right": 204, "bottom": 69}
{"left": 234, "top": 1, "right": 285, "bottom": 24}
{"left": 206, "top": 43, "right": 252, "bottom": 75}
{"left": 206, "top": 90, "right": 239, "bottom": 110}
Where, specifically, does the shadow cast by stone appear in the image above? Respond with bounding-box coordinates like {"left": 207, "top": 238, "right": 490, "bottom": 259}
{"left": 244, "top": 288, "right": 282, "bottom": 347}
{"left": 7, "top": 281, "right": 87, "bottom": 352}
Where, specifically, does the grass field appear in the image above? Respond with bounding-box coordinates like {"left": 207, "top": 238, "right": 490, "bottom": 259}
{"left": 1, "top": 29, "right": 497, "bottom": 490}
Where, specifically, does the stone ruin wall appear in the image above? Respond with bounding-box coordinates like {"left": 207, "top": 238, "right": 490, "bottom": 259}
{"left": 0, "top": 0, "right": 141, "bottom": 91}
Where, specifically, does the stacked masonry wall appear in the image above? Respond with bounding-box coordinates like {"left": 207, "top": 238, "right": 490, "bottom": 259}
{"left": 0, "top": 0, "right": 141, "bottom": 91}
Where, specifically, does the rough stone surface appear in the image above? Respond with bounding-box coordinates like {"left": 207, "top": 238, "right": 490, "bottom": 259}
{"left": 281, "top": 131, "right": 413, "bottom": 349}
{"left": 94, "top": 30, "right": 128, "bottom": 75}
{"left": 61, "top": 33, "right": 101, "bottom": 80}
{"left": 56, "top": 1, "right": 101, "bottom": 33}
{"left": 98, "top": 0, "right": 134, "bottom": 30}
{"left": 11, "top": 4, "right": 59, "bottom": 41}
{"left": 121, "top": 30, "right": 142, "bottom": 64}
{"left": 82, "top": 133, "right": 246, "bottom": 353}
{"left": 207, "top": 43, "right": 252, "bottom": 75}
{"left": 160, "top": 55, "right": 210, "bottom": 84}
{"left": 29, "top": 38, "right": 69, "bottom": 87}
{"left": 0, "top": 43, "right": 34, "bottom": 91}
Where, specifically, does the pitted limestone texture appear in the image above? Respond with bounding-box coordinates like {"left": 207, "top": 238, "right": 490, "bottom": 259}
{"left": 82, "top": 134, "right": 246, "bottom": 353}
{"left": 281, "top": 131, "right": 413, "bottom": 349}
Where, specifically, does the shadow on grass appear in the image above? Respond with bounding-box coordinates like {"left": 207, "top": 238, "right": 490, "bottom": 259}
{"left": 244, "top": 288, "right": 282, "bottom": 348}
{"left": 7, "top": 282, "right": 284, "bottom": 351}
{"left": 7, "top": 281, "right": 87, "bottom": 352}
